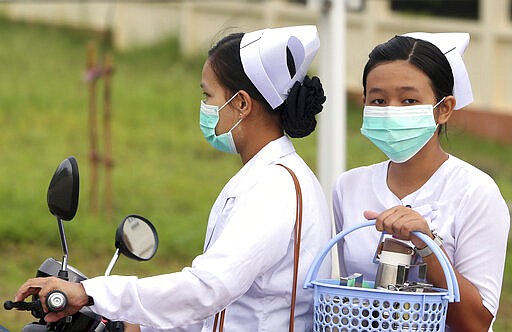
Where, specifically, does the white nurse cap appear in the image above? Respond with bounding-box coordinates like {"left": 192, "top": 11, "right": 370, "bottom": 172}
{"left": 403, "top": 32, "right": 473, "bottom": 110}
{"left": 240, "top": 25, "right": 320, "bottom": 109}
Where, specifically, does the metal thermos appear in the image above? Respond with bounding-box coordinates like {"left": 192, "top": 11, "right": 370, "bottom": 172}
{"left": 374, "top": 238, "right": 414, "bottom": 289}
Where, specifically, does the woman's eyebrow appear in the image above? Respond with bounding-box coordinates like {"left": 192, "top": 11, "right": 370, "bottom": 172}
{"left": 368, "top": 86, "right": 421, "bottom": 94}
{"left": 367, "top": 87, "right": 384, "bottom": 94}
{"left": 397, "top": 86, "right": 421, "bottom": 93}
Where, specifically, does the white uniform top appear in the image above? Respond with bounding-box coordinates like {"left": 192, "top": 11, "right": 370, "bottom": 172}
{"left": 82, "top": 136, "right": 332, "bottom": 332}
{"left": 332, "top": 155, "right": 509, "bottom": 331}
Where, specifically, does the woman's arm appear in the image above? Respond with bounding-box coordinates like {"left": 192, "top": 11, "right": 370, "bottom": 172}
{"left": 366, "top": 203, "right": 506, "bottom": 332}
{"left": 422, "top": 247, "right": 492, "bottom": 331}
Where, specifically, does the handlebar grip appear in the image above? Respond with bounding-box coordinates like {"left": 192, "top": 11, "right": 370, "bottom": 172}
{"left": 46, "top": 290, "right": 67, "bottom": 312}
{"left": 3, "top": 301, "right": 14, "bottom": 310}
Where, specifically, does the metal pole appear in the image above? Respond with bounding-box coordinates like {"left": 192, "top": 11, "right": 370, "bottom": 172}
{"left": 317, "top": 0, "right": 346, "bottom": 278}
{"left": 56, "top": 217, "right": 69, "bottom": 280}
{"left": 105, "top": 248, "right": 120, "bottom": 276}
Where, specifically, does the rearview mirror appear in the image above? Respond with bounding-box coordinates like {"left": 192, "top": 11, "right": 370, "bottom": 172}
{"left": 47, "top": 156, "right": 79, "bottom": 221}
{"left": 104, "top": 215, "right": 159, "bottom": 276}
{"left": 116, "top": 215, "right": 159, "bottom": 261}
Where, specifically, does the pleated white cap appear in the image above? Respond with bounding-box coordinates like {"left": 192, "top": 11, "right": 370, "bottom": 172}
{"left": 403, "top": 32, "right": 473, "bottom": 110}
{"left": 240, "top": 25, "right": 320, "bottom": 109}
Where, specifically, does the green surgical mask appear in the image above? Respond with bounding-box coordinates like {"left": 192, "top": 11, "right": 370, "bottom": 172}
{"left": 199, "top": 93, "right": 242, "bottom": 154}
{"left": 360, "top": 98, "right": 445, "bottom": 163}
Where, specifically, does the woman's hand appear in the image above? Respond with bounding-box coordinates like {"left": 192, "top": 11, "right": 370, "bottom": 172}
{"left": 364, "top": 206, "right": 433, "bottom": 248}
{"left": 14, "top": 276, "right": 89, "bottom": 323}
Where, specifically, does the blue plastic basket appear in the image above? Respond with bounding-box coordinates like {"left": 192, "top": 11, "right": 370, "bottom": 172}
{"left": 304, "top": 221, "right": 460, "bottom": 332}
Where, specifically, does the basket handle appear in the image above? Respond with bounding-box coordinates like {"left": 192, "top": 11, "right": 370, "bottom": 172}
{"left": 303, "top": 220, "right": 460, "bottom": 302}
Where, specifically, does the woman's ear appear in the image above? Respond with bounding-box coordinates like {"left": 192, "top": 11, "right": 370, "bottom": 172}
{"left": 237, "top": 90, "right": 252, "bottom": 119}
{"left": 436, "top": 95, "right": 456, "bottom": 125}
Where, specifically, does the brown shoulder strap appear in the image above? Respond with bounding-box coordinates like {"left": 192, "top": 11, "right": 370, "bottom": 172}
{"left": 213, "top": 163, "right": 303, "bottom": 332}
{"left": 277, "top": 163, "right": 303, "bottom": 332}
{"left": 213, "top": 309, "right": 225, "bottom": 332}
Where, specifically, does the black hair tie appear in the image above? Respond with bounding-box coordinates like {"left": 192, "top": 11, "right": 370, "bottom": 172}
{"left": 282, "top": 75, "right": 326, "bottom": 138}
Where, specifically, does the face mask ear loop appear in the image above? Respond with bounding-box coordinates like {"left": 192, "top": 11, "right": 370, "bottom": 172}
{"left": 221, "top": 91, "right": 244, "bottom": 133}
{"left": 433, "top": 96, "right": 447, "bottom": 128}
{"left": 218, "top": 91, "right": 240, "bottom": 113}
{"left": 433, "top": 96, "right": 447, "bottom": 109}
{"left": 228, "top": 117, "right": 244, "bottom": 133}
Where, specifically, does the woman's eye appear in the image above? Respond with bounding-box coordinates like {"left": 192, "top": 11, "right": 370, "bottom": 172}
{"left": 403, "top": 99, "right": 418, "bottom": 104}
{"left": 370, "top": 99, "right": 385, "bottom": 105}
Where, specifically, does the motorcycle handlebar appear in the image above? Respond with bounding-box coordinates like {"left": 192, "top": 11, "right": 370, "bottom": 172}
{"left": 3, "top": 289, "right": 67, "bottom": 318}
{"left": 4, "top": 299, "right": 42, "bottom": 314}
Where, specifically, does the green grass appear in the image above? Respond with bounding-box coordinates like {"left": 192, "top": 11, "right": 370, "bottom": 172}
{"left": 0, "top": 17, "right": 511, "bottom": 331}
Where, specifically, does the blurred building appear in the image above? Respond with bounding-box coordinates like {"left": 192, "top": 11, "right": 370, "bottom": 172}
{"left": 1, "top": 0, "right": 511, "bottom": 142}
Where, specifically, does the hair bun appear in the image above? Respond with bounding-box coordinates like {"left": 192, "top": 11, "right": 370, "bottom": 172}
{"left": 281, "top": 75, "right": 326, "bottom": 138}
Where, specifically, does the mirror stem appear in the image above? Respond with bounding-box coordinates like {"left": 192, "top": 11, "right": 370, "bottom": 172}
{"left": 56, "top": 217, "right": 69, "bottom": 280}
{"left": 105, "top": 249, "right": 120, "bottom": 276}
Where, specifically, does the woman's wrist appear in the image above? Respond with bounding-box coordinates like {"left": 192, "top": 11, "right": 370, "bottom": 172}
{"left": 414, "top": 232, "right": 443, "bottom": 258}
{"left": 410, "top": 228, "right": 433, "bottom": 249}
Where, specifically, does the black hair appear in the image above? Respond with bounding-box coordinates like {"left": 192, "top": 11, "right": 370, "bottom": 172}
{"left": 362, "top": 35, "right": 454, "bottom": 101}
{"left": 207, "top": 32, "right": 326, "bottom": 138}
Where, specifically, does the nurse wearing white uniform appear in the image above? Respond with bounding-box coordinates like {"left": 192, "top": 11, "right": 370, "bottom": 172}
{"left": 333, "top": 32, "right": 509, "bottom": 332}
{"left": 14, "top": 26, "right": 332, "bottom": 332}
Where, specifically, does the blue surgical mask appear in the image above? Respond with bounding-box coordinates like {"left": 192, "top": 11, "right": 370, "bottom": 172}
{"left": 360, "top": 98, "right": 445, "bottom": 163}
{"left": 199, "top": 93, "right": 243, "bottom": 154}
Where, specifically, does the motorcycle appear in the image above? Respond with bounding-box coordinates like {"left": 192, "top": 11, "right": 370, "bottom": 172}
{"left": 3, "top": 156, "right": 159, "bottom": 332}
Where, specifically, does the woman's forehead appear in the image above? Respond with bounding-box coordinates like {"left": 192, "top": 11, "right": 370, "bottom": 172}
{"left": 201, "top": 60, "right": 221, "bottom": 90}
{"left": 366, "top": 60, "right": 432, "bottom": 93}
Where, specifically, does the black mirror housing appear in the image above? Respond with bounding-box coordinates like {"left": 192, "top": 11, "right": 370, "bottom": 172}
{"left": 47, "top": 156, "right": 79, "bottom": 221}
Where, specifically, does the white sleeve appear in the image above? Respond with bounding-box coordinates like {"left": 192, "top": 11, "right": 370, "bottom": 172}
{"left": 140, "top": 322, "right": 202, "bottom": 332}
{"left": 82, "top": 271, "right": 229, "bottom": 329}
{"left": 82, "top": 167, "right": 296, "bottom": 329}
{"left": 453, "top": 181, "right": 510, "bottom": 316}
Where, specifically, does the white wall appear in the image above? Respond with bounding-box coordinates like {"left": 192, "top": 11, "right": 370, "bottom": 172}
{"left": 1, "top": 0, "right": 511, "bottom": 115}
